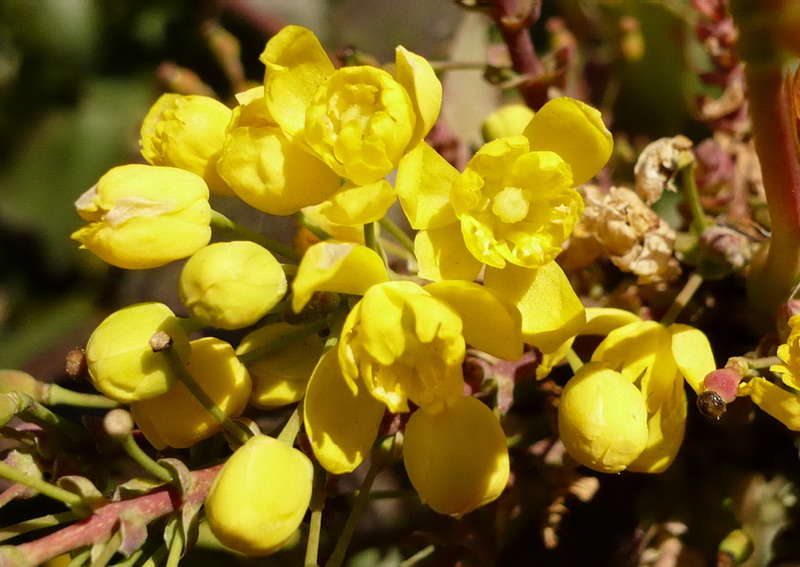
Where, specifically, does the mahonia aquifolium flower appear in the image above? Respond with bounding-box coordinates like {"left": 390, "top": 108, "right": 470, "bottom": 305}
{"left": 179, "top": 241, "right": 287, "bottom": 330}
{"left": 85, "top": 302, "right": 191, "bottom": 403}
{"left": 740, "top": 314, "right": 800, "bottom": 430}
{"left": 481, "top": 103, "right": 536, "bottom": 142}
{"left": 558, "top": 313, "right": 716, "bottom": 473}
{"left": 236, "top": 322, "right": 325, "bottom": 408}
{"left": 205, "top": 435, "right": 313, "bottom": 556}
{"left": 395, "top": 97, "right": 613, "bottom": 353}
{"left": 71, "top": 165, "right": 212, "bottom": 269}
{"left": 139, "top": 93, "right": 234, "bottom": 196}
{"left": 217, "top": 86, "right": 343, "bottom": 215}
{"left": 260, "top": 25, "right": 442, "bottom": 186}
{"left": 130, "top": 337, "right": 251, "bottom": 449}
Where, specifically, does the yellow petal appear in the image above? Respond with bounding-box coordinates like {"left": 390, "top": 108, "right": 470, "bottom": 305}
{"left": 315, "top": 179, "right": 397, "bottom": 226}
{"left": 668, "top": 323, "right": 716, "bottom": 395}
{"left": 581, "top": 307, "right": 642, "bottom": 336}
{"left": 481, "top": 103, "right": 535, "bottom": 142}
{"left": 558, "top": 362, "right": 648, "bottom": 473}
{"left": 425, "top": 281, "right": 522, "bottom": 361}
{"left": 260, "top": 25, "right": 334, "bottom": 141}
{"left": 291, "top": 241, "right": 389, "bottom": 312}
{"left": 484, "top": 262, "right": 586, "bottom": 354}
{"left": 414, "top": 225, "right": 483, "bottom": 282}
{"left": 395, "top": 142, "right": 458, "bottom": 230}
{"left": 523, "top": 97, "right": 613, "bottom": 186}
{"left": 394, "top": 46, "right": 442, "bottom": 150}
{"left": 627, "top": 378, "right": 686, "bottom": 473}
{"left": 745, "top": 377, "right": 800, "bottom": 431}
{"left": 237, "top": 322, "right": 325, "bottom": 408}
{"left": 303, "top": 349, "right": 385, "bottom": 474}
{"left": 403, "top": 396, "right": 509, "bottom": 515}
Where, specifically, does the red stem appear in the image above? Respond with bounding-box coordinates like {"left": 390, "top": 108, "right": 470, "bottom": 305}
{"left": 13, "top": 465, "right": 222, "bottom": 565}
{"left": 492, "top": 0, "right": 548, "bottom": 110}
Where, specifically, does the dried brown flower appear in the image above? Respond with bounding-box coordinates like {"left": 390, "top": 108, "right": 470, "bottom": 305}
{"left": 634, "top": 136, "right": 694, "bottom": 205}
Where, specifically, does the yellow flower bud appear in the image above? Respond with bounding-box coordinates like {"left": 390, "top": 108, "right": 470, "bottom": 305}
{"left": 403, "top": 396, "right": 509, "bottom": 515}
{"left": 558, "top": 362, "right": 648, "bottom": 473}
{"left": 71, "top": 165, "right": 211, "bottom": 269}
{"left": 130, "top": 337, "right": 251, "bottom": 449}
{"left": 139, "top": 94, "right": 234, "bottom": 196}
{"left": 205, "top": 435, "right": 313, "bottom": 556}
{"left": 85, "top": 303, "right": 191, "bottom": 403}
{"left": 481, "top": 103, "right": 535, "bottom": 142}
{"left": 179, "top": 241, "right": 287, "bottom": 330}
{"left": 237, "top": 322, "right": 325, "bottom": 408}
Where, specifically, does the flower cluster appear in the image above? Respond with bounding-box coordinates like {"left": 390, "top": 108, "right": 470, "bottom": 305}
{"left": 57, "top": 21, "right": 722, "bottom": 562}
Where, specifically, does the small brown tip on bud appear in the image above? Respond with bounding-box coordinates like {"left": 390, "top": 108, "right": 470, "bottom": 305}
{"left": 697, "top": 390, "right": 727, "bottom": 419}
{"left": 65, "top": 348, "right": 87, "bottom": 379}
{"left": 104, "top": 408, "right": 134, "bottom": 438}
{"left": 149, "top": 331, "right": 173, "bottom": 352}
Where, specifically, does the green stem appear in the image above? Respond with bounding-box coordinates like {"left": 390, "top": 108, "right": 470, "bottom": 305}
{"left": 210, "top": 209, "right": 300, "bottom": 262}
{"left": 378, "top": 217, "right": 415, "bottom": 255}
{"left": 0, "top": 460, "right": 84, "bottom": 509}
{"left": 565, "top": 348, "right": 583, "bottom": 374}
{"left": 399, "top": 545, "right": 436, "bottom": 567}
{"left": 118, "top": 433, "right": 175, "bottom": 483}
{"left": 660, "top": 272, "right": 704, "bottom": 326}
{"left": 159, "top": 345, "right": 251, "bottom": 447}
{"left": 294, "top": 211, "right": 333, "bottom": 241}
{"left": 276, "top": 407, "right": 302, "bottom": 447}
{"left": 165, "top": 524, "right": 184, "bottom": 567}
{"left": 323, "top": 305, "right": 349, "bottom": 353}
{"left": 45, "top": 385, "right": 119, "bottom": 409}
{"left": 66, "top": 548, "right": 91, "bottom": 567}
{"left": 745, "top": 356, "right": 782, "bottom": 370}
{"left": 10, "top": 393, "right": 87, "bottom": 443}
{"left": 681, "top": 163, "right": 709, "bottom": 236}
{"left": 325, "top": 440, "right": 392, "bottom": 567}
{"left": 0, "top": 511, "right": 78, "bottom": 544}
{"left": 304, "top": 466, "right": 326, "bottom": 567}
{"left": 427, "top": 60, "right": 487, "bottom": 72}
{"left": 88, "top": 530, "right": 122, "bottom": 567}
{"left": 237, "top": 319, "right": 329, "bottom": 366}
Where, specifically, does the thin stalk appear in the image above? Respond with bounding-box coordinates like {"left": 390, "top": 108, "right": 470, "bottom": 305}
{"left": 304, "top": 466, "right": 327, "bottom": 567}
{"left": 118, "top": 433, "right": 174, "bottom": 483}
{"left": 45, "top": 385, "right": 119, "bottom": 409}
{"left": 364, "top": 222, "right": 388, "bottom": 267}
{"left": 237, "top": 319, "right": 329, "bottom": 366}
{"left": 66, "top": 548, "right": 92, "bottom": 567}
{"left": 378, "top": 217, "right": 415, "bottom": 255}
{"left": 159, "top": 345, "right": 251, "bottom": 447}
{"left": 0, "top": 460, "right": 85, "bottom": 509}
{"left": 210, "top": 209, "right": 300, "bottom": 262}
{"left": 325, "top": 441, "right": 392, "bottom": 567}
{"left": 681, "top": 163, "right": 709, "bottom": 235}
{"left": 660, "top": 272, "right": 704, "bottom": 326}
{"left": 88, "top": 530, "right": 122, "bottom": 567}
{"left": 745, "top": 356, "right": 782, "bottom": 370}
{"left": 11, "top": 394, "right": 87, "bottom": 443}
{"left": 294, "top": 211, "right": 333, "bottom": 241}
{"left": 323, "top": 305, "right": 349, "bottom": 354}
{"left": 164, "top": 525, "right": 184, "bottom": 567}
{"left": 427, "top": 60, "right": 487, "bottom": 72}
{"left": 0, "top": 511, "right": 78, "bottom": 544}
{"left": 276, "top": 407, "right": 302, "bottom": 447}
{"left": 565, "top": 348, "right": 583, "bottom": 374}
{"left": 399, "top": 545, "right": 436, "bottom": 567}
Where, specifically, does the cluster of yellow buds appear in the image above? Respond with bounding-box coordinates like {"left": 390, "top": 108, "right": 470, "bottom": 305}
{"left": 64, "top": 22, "right": 719, "bottom": 560}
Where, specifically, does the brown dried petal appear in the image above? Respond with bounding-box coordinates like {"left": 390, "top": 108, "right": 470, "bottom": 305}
{"left": 633, "top": 136, "right": 694, "bottom": 205}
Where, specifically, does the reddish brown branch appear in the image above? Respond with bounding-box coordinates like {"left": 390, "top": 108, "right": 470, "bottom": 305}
{"left": 12, "top": 465, "right": 222, "bottom": 566}
{"left": 491, "top": 0, "right": 547, "bottom": 109}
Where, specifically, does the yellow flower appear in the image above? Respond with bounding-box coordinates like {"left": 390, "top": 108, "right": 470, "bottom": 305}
{"left": 310, "top": 179, "right": 397, "bottom": 227}
{"left": 179, "top": 241, "right": 287, "bottom": 330}
{"left": 770, "top": 314, "right": 800, "bottom": 390}
{"left": 558, "top": 361, "right": 649, "bottom": 473}
{"left": 85, "top": 303, "right": 191, "bottom": 403}
{"left": 205, "top": 435, "right": 313, "bottom": 556}
{"left": 130, "top": 337, "right": 251, "bottom": 449}
{"left": 260, "top": 25, "right": 441, "bottom": 185}
{"left": 394, "top": 97, "right": 612, "bottom": 353}
{"left": 139, "top": 93, "right": 234, "bottom": 196}
{"left": 403, "top": 395, "right": 509, "bottom": 515}
{"left": 338, "top": 281, "right": 465, "bottom": 413}
{"left": 237, "top": 322, "right": 325, "bottom": 408}
{"left": 291, "top": 241, "right": 389, "bottom": 312}
{"left": 71, "top": 164, "right": 211, "bottom": 269}
{"left": 481, "top": 103, "right": 536, "bottom": 142}
{"left": 217, "top": 86, "right": 343, "bottom": 215}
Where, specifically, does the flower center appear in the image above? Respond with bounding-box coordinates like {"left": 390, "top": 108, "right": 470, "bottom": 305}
{"left": 491, "top": 186, "right": 530, "bottom": 224}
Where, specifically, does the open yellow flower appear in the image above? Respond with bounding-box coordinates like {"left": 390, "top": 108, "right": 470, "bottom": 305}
{"left": 260, "top": 25, "right": 441, "bottom": 186}
{"left": 770, "top": 314, "right": 800, "bottom": 390}
{"left": 394, "top": 97, "right": 612, "bottom": 353}
{"left": 71, "top": 164, "right": 211, "bottom": 269}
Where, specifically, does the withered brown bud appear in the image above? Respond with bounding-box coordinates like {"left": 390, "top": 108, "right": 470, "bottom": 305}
{"left": 696, "top": 225, "right": 753, "bottom": 279}
{"left": 634, "top": 136, "right": 694, "bottom": 205}
{"left": 697, "top": 390, "right": 727, "bottom": 419}
{"left": 65, "top": 348, "right": 87, "bottom": 379}
{"left": 149, "top": 331, "right": 174, "bottom": 352}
